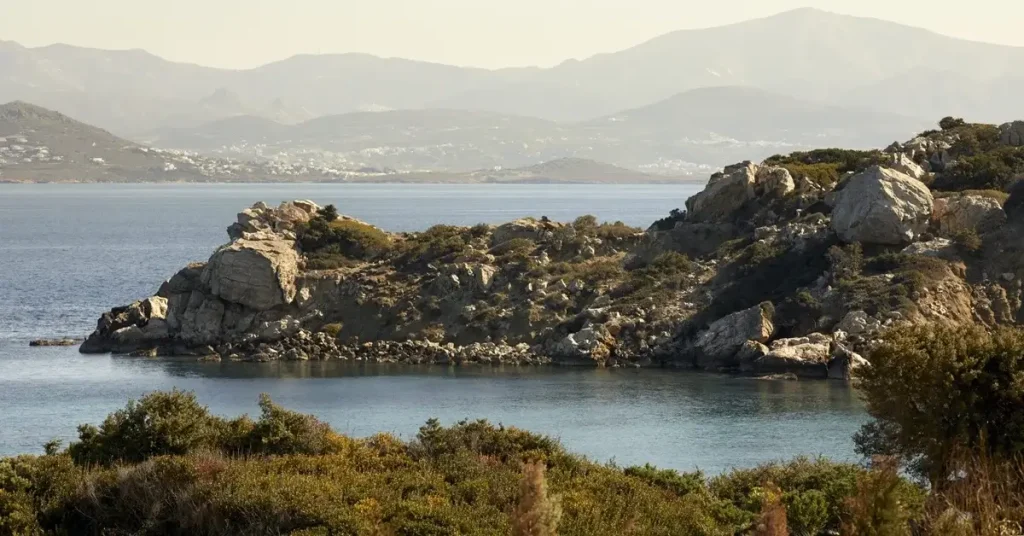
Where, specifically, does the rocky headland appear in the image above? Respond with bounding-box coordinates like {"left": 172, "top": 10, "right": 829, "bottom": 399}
{"left": 81, "top": 119, "right": 1024, "bottom": 380}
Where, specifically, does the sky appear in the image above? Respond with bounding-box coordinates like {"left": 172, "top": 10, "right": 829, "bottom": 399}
{"left": 3, "top": 0, "right": 1023, "bottom": 69}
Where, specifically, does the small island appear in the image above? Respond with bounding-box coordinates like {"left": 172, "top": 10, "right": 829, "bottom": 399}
{"left": 79, "top": 118, "right": 1024, "bottom": 382}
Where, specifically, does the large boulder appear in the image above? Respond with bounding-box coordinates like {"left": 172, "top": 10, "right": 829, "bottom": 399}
{"left": 685, "top": 162, "right": 757, "bottom": 223}
{"left": 228, "top": 200, "right": 321, "bottom": 240}
{"left": 901, "top": 238, "right": 957, "bottom": 259}
{"left": 693, "top": 303, "right": 774, "bottom": 368}
{"left": 491, "top": 218, "right": 562, "bottom": 246}
{"left": 178, "top": 291, "right": 226, "bottom": 345}
{"left": 933, "top": 195, "right": 1007, "bottom": 236}
{"left": 1000, "top": 121, "right": 1024, "bottom": 147}
{"left": 202, "top": 239, "right": 300, "bottom": 311}
{"left": 885, "top": 153, "right": 927, "bottom": 181}
{"left": 831, "top": 166, "right": 933, "bottom": 245}
{"left": 755, "top": 166, "right": 796, "bottom": 198}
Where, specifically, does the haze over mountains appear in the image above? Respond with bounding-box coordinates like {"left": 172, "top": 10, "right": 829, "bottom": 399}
{"left": 2, "top": 8, "right": 1023, "bottom": 181}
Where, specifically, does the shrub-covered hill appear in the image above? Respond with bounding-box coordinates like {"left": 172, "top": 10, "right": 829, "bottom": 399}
{"left": 0, "top": 390, "right": 918, "bottom": 536}
{"left": 78, "top": 118, "right": 1024, "bottom": 380}
{"left": 14, "top": 320, "right": 1024, "bottom": 534}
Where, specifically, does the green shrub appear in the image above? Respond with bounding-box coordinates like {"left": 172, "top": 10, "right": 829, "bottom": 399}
{"left": 649, "top": 208, "right": 687, "bottom": 232}
{"left": 320, "top": 322, "right": 343, "bottom": 338}
{"left": 711, "top": 457, "right": 863, "bottom": 532}
{"left": 491, "top": 237, "right": 536, "bottom": 257}
{"left": 7, "top": 392, "right": 927, "bottom": 536}
{"left": 246, "top": 394, "right": 344, "bottom": 456}
{"left": 572, "top": 215, "right": 598, "bottom": 233}
{"left": 939, "top": 117, "right": 967, "bottom": 131}
{"left": 951, "top": 228, "right": 983, "bottom": 254}
{"left": 470, "top": 223, "right": 492, "bottom": 238}
{"left": 68, "top": 389, "right": 220, "bottom": 465}
{"left": 784, "top": 489, "right": 828, "bottom": 536}
{"left": 397, "top": 225, "right": 472, "bottom": 265}
{"left": 856, "top": 325, "right": 1024, "bottom": 482}
{"left": 624, "top": 464, "right": 706, "bottom": 496}
{"left": 594, "top": 221, "right": 640, "bottom": 241}
{"left": 765, "top": 149, "right": 885, "bottom": 188}
{"left": 66, "top": 391, "right": 348, "bottom": 465}
{"left": 932, "top": 146, "right": 1024, "bottom": 191}
{"left": 298, "top": 214, "right": 391, "bottom": 261}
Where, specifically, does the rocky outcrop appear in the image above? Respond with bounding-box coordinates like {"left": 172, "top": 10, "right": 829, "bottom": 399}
{"left": 739, "top": 333, "right": 868, "bottom": 380}
{"left": 685, "top": 162, "right": 757, "bottom": 223}
{"left": 755, "top": 166, "right": 796, "bottom": 198}
{"left": 831, "top": 166, "right": 933, "bottom": 245}
{"left": 692, "top": 303, "right": 774, "bottom": 368}
{"left": 933, "top": 195, "right": 1007, "bottom": 236}
{"left": 227, "top": 200, "right": 319, "bottom": 240}
{"left": 203, "top": 239, "right": 300, "bottom": 311}
{"left": 491, "top": 218, "right": 562, "bottom": 246}
{"left": 29, "top": 338, "right": 82, "bottom": 347}
{"left": 885, "top": 152, "right": 927, "bottom": 181}
{"left": 902, "top": 238, "right": 957, "bottom": 259}
{"left": 1000, "top": 121, "right": 1024, "bottom": 147}
{"left": 77, "top": 122, "right": 1024, "bottom": 383}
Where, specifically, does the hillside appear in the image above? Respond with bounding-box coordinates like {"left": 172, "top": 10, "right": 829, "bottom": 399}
{"left": 0, "top": 102, "right": 696, "bottom": 183}
{"left": 0, "top": 102, "right": 348, "bottom": 182}
{"left": 3, "top": 9, "right": 1024, "bottom": 133}
{"left": 0, "top": 101, "right": 203, "bottom": 182}
{"left": 142, "top": 88, "right": 931, "bottom": 175}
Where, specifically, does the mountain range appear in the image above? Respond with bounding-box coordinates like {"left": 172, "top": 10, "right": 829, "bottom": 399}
{"left": 0, "top": 101, "right": 670, "bottom": 183}
{"left": 1, "top": 8, "right": 1022, "bottom": 180}
{"left": 3, "top": 8, "right": 1023, "bottom": 137}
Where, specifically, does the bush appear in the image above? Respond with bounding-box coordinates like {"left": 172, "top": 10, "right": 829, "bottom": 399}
{"left": 932, "top": 146, "right": 1024, "bottom": 191}
{"left": 649, "top": 208, "right": 686, "bottom": 232}
{"left": 594, "top": 221, "right": 640, "bottom": 241}
{"left": 68, "top": 389, "right": 220, "bottom": 465}
{"left": 711, "top": 457, "right": 863, "bottom": 533}
{"left": 246, "top": 393, "right": 344, "bottom": 456}
{"left": 298, "top": 214, "right": 391, "bottom": 261}
{"left": 397, "top": 225, "right": 472, "bottom": 265}
{"left": 765, "top": 149, "right": 885, "bottom": 188}
{"left": 320, "top": 322, "right": 343, "bottom": 338}
{"left": 624, "top": 464, "right": 705, "bottom": 496}
{"left": 951, "top": 228, "right": 983, "bottom": 254}
{"left": 939, "top": 117, "right": 967, "bottom": 131}
{"left": 856, "top": 325, "right": 1024, "bottom": 482}
{"left": 491, "top": 237, "right": 536, "bottom": 257}
{"left": 572, "top": 215, "right": 598, "bottom": 233}
{"left": 66, "top": 391, "right": 347, "bottom": 465}
{"left": 841, "top": 457, "right": 921, "bottom": 536}
{"left": 10, "top": 392, "right": 933, "bottom": 536}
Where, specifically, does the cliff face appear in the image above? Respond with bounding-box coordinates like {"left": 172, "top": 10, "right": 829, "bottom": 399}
{"left": 81, "top": 120, "right": 1024, "bottom": 379}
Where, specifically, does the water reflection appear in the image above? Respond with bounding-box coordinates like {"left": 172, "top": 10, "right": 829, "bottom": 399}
{"left": 1, "top": 346, "right": 867, "bottom": 472}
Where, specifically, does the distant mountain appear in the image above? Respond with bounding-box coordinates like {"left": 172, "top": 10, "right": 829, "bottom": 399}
{"left": 0, "top": 102, "right": 688, "bottom": 183}
{"left": 2, "top": 9, "right": 1023, "bottom": 133}
{"left": 433, "top": 8, "right": 1024, "bottom": 121}
{"left": 141, "top": 87, "right": 931, "bottom": 175}
{"left": 0, "top": 101, "right": 343, "bottom": 182}
{"left": 0, "top": 101, "right": 190, "bottom": 181}
{"left": 581, "top": 86, "right": 932, "bottom": 147}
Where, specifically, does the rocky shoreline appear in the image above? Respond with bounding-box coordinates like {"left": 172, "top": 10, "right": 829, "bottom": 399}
{"left": 79, "top": 119, "right": 1024, "bottom": 380}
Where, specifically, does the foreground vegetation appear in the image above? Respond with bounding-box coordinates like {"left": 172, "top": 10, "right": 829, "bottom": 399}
{"left": 5, "top": 323, "right": 1024, "bottom": 535}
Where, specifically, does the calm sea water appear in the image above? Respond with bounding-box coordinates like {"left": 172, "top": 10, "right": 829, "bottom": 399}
{"left": 0, "top": 183, "right": 869, "bottom": 471}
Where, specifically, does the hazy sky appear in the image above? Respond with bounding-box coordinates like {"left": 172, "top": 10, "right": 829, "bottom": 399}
{"left": 4, "top": 0, "right": 1022, "bottom": 69}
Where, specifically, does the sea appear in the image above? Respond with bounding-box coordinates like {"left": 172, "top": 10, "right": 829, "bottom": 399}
{"left": 0, "top": 183, "right": 868, "bottom": 472}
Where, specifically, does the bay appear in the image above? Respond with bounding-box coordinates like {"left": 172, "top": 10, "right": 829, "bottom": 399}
{"left": 0, "top": 183, "right": 868, "bottom": 472}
